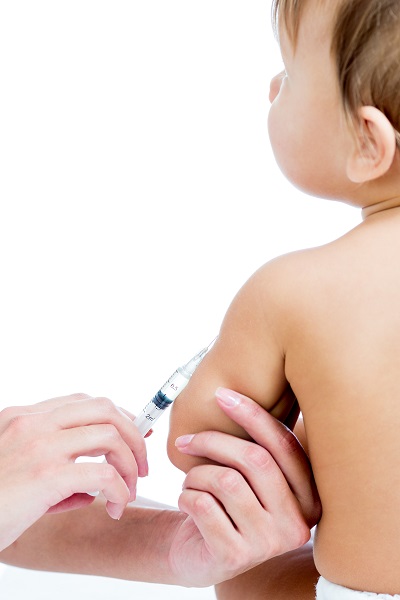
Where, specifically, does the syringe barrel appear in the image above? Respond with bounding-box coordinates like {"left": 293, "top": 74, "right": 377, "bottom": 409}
{"left": 134, "top": 369, "right": 191, "bottom": 435}
{"left": 159, "top": 368, "right": 191, "bottom": 399}
{"left": 134, "top": 397, "right": 168, "bottom": 435}
{"left": 133, "top": 338, "right": 216, "bottom": 436}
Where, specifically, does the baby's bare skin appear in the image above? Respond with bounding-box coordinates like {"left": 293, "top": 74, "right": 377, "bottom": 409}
{"left": 169, "top": 0, "right": 400, "bottom": 594}
{"left": 168, "top": 203, "right": 400, "bottom": 596}
{"left": 286, "top": 209, "right": 400, "bottom": 593}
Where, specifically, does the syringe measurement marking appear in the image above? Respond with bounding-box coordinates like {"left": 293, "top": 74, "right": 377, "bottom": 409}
{"left": 133, "top": 338, "right": 216, "bottom": 436}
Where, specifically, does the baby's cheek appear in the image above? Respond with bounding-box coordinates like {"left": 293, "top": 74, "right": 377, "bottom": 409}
{"left": 268, "top": 108, "right": 317, "bottom": 192}
{"left": 268, "top": 107, "right": 296, "bottom": 175}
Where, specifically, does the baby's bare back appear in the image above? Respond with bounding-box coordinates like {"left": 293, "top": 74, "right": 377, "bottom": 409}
{"left": 285, "top": 210, "right": 400, "bottom": 594}
{"left": 167, "top": 206, "right": 400, "bottom": 593}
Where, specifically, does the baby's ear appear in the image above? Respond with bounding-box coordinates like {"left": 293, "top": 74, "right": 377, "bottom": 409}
{"left": 346, "top": 106, "right": 396, "bottom": 183}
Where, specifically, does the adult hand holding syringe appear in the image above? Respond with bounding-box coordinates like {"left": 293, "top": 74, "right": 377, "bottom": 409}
{"left": 0, "top": 392, "right": 148, "bottom": 552}
{"left": 86, "top": 339, "right": 215, "bottom": 505}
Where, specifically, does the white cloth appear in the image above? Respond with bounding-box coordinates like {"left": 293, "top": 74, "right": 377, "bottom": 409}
{"left": 316, "top": 577, "right": 400, "bottom": 600}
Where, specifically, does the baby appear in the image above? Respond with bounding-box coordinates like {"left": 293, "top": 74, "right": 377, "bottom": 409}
{"left": 168, "top": 0, "right": 400, "bottom": 598}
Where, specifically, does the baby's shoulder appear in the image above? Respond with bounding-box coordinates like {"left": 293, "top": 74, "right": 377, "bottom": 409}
{"left": 247, "top": 241, "right": 350, "bottom": 331}
{"left": 221, "top": 241, "right": 349, "bottom": 366}
{"left": 253, "top": 244, "right": 335, "bottom": 298}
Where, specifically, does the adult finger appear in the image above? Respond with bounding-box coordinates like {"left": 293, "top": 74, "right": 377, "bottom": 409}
{"left": 183, "top": 464, "right": 271, "bottom": 537}
{"left": 15, "top": 393, "right": 94, "bottom": 414}
{"left": 52, "top": 461, "right": 131, "bottom": 520}
{"left": 0, "top": 394, "right": 93, "bottom": 436}
{"left": 177, "top": 388, "right": 321, "bottom": 527}
{"left": 49, "top": 397, "right": 148, "bottom": 477}
{"left": 55, "top": 424, "right": 138, "bottom": 500}
{"left": 47, "top": 493, "right": 96, "bottom": 514}
{"left": 214, "top": 388, "right": 321, "bottom": 526}
{"left": 180, "top": 464, "right": 309, "bottom": 569}
{"left": 178, "top": 487, "right": 242, "bottom": 560}
{"left": 178, "top": 434, "right": 307, "bottom": 530}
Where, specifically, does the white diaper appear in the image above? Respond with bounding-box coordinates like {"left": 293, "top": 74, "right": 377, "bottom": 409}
{"left": 316, "top": 577, "right": 400, "bottom": 599}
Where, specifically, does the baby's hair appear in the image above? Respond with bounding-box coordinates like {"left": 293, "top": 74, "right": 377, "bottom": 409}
{"left": 272, "top": 0, "right": 400, "bottom": 149}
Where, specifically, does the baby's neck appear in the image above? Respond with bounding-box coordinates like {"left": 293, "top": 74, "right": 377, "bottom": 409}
{"left": 362, "top": 196, "right": 400, "bottom": 220}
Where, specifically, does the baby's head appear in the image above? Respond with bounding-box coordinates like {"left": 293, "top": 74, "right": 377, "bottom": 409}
{"left": 269, "top": 0, "right": 400, "bottom": 206}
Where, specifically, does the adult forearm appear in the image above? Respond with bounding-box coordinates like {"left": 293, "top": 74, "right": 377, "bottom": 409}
{"left": 0, "top": 498, "right": 184, "bottom": 584}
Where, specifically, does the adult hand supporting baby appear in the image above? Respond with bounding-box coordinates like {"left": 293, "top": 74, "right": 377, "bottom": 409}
{"left": 169, "top": 387, "right": 321, "bottom": 587}
{"left": 0, "top": 392, "right": 147, "bottom": 552}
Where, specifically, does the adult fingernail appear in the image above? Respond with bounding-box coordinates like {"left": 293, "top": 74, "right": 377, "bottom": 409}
{"left": 137, "top": 464, "right": 148, "bottom": 478}
{"left": 107, "top": 503, "right": 125, "bottom": 521}
{"left": 215, "top": 387, "right": 242, "bottom": 407}
{"left": 129, "top": 485, "right": 137, "bottom": 502}
{"left": 175, "top": 434, "right": 195, "bottom": 449}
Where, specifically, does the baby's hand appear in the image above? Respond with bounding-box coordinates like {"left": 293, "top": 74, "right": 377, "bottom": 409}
{"left": 0, "top": 393, "right": 148, "bottom": 551}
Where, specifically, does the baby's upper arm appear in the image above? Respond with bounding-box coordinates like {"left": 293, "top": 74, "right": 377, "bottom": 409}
{"left": 167, "top": 257, "right": 296, "bottom": 473}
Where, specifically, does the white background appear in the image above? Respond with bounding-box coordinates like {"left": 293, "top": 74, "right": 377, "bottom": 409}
{"left": 0, "top": 1, "right": 360, "bottom": 597}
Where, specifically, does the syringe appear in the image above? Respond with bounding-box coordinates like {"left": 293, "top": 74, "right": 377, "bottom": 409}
{"left": 134, "top": 338, "right": 216, "bottom": 436}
